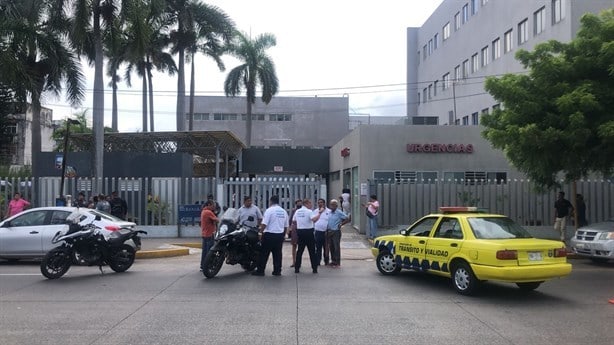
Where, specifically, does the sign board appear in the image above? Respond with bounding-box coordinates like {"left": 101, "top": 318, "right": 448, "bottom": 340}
{"left": 55, "top": 154, "right": 63, "bottom": 169}
{"left": 360, "top": 183, "right": 368, "bottom": 196}
{"left": 273, "top": 166, "right": 283, "bottom": 172}
{"left": 178, "top": 204, "right": 202, "bottom": 226}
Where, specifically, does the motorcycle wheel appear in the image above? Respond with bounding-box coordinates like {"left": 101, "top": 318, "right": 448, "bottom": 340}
{"left": 40, "top": 248, "right": 71, "bottom": 279}
{"left": 203, "top": 250, "right": 224, "bottom": 278}
{"left": 109, "top": 244, "right": 136, "bottom": 273}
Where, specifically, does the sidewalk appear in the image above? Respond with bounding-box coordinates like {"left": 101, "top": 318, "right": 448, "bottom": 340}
{"left": 136, "top": 224, "right": 373, "bottom": 260}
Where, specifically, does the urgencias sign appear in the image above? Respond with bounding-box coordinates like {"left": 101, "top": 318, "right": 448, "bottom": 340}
{"left": 406, "top": 143, "right": 474, "bottom": 153}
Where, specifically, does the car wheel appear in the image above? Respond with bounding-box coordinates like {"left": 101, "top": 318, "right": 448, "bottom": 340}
{"left": 376, "top": 251, "right": 401, "bottom": 275}
{"left": 516, "top": 282, "right": 542, "bottom": 291}
{"left": 451, "top": 262, "right": 480, "bottom": 295}
{"left": 590, "top": 257, "right": 609, "bottom": 264}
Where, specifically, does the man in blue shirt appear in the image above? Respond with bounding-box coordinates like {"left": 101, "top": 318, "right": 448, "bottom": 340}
{"left": 326, "top": 199, "right": 349, "bottom": 267}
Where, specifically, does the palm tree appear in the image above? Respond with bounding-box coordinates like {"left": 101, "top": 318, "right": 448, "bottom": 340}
{"left": 1, "top": 0, "right": 85, "bottom": 170}
{"left": 104, "top": 17, "right": 126, "bottom": 132}
{"left": 167, "top": 0, "right": 234, "bottom": 131}
{"left": 224, "top": 31, "right": 279, "bottom": 147}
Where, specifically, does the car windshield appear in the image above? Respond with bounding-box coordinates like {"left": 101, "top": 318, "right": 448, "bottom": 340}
{"left": 467, "top": 217, "right": 533, "bottom": 239}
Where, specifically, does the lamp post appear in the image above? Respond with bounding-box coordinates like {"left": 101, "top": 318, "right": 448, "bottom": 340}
{"left": 59, "top": 119, "right": 80, "bottom": 204}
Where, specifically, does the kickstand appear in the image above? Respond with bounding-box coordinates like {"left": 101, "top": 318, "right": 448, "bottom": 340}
{"left": 98, "top": 265, "right": 104, "bottom": 274}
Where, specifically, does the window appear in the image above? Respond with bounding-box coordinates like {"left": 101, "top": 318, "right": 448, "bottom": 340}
{"left": 504, "top": 29, "right": 513, "bottom": 53}
{"left": 213, "top": 113, "right": 238, "bottom": 121}
{"left": 454, "top": 65, "right": 461, "bottom": 81}
{"left": 434, "top": 33, "right": 439, "bottom": 49}
{"left": 552, "top": 0, "right": 565, "bottom": 24}
{"left": 481, "top": 46, "right": 489, "bottom": 66}
{"left": 435, "top": 218, "right": 463, "bottom": 239}
{"left": 462, "top": 115, "right": 469, "bottom": 126}
{"left": 443, "top": 22, "right": 451, "bottom": 40}
{"left": 411, "top": 116, "right": 439, "bottom": 125}
{"left": 471, "top": 53, "right": 479, "bottom": 73}
{"left": 471, "top": 0, "right": 478, "bottom": 15}
{"left": 241, "top": 114, "right": 265, "bottom": 121}
{"left": 462, "top": 59, "right": 469, "bottom": 79}
{"left": 428, "top": 39, "right": 433, "bottom": 55}
{"left": 409, "top": 217, "right": 438, "bottom": 237}
{"left": 423, "top": 44, "right": 427, "bottom": 60}
{"left": 454, "top": 118, "right": 461, "bottom": 125}
{"left": 518, "top": 19, "right": 528, "bottom": 45}
{"left": 444, "top": 171, "right": 507, "bottom": 185}
{"left": 10, "top": 211, "right": 48, "bottom": 227}
{"left": 269, "top": 113, "right": 291, "bottom": 121}
{"left": 454, "top": 12, "right": 461, "bottom": 31}
{"left": 422, "top": 88, "right": 427, "bottom": 103}
{"left": 434, "top": 80, "right": 439, "bottom": 96}
{"left": 443, "top": 73, "right": 450, "bottom": 90}
{"left": 462, "top": 4, "right": 469, "bottom": 24}
{"left": 428, "top": 84, "right": 432, "bottom": 100}
{"left": 534, "top": 7, "right": 546, "bottom": 35}
{"left": 492, "top": 38, "right": 501, "bottom": 60}
{"left": 417, "top": 93, "right": 421, "bottom": 105}
{"left": 373, "top": 171, "right": 394, "bottom": 181}
{"left": 471, "top": 112, "right": 479, "bottom": 125}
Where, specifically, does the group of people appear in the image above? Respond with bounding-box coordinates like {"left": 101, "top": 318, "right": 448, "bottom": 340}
{"left": 73, "top": 191, "right": 128, "bottom": 220}
{"left": 553, "top": 191, "right": 587, "bottom": 242}
{"left": 198, "top": 191, "right": 381, "bottom": 276}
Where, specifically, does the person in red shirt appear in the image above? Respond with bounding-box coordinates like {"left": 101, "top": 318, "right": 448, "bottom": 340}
{"left": 200, "top": 200, "right": 219, "bottom": 272}
{"left": 5, "top": 192, "right": 30, "bottom": 219}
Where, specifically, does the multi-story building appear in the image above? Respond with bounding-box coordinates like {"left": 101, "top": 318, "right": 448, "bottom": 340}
{"left": 0, "top": 104, "right": 55, "bottom": 166}
{"left": 185, "top": 95, "right": 349, "bottom": 148}
{"left": 407, "top": 0, "right": 613, "bottom": 125}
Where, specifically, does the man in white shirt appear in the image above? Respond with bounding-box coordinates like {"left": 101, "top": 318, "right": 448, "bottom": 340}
{"left": 292, "top": 199, "right": 318, "bottom": 274}
{"left": 237, "top": 195, "right": 263, "bottom": 228}
{"left": 252, "top": 195, "right": 289, "bottom": 276}
{"left": 311, "top": 198, "right": 331, "bottom": 266}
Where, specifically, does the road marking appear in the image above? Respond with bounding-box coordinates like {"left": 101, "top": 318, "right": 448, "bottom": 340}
{"left": 0, "top": 273, "right": 41, "bottom": 276}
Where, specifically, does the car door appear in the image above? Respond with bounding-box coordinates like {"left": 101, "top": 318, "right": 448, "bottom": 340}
{"left": 41, "top": 210, "right": 72, "bottom": 253}
{"left": 425, "top": 216, "right": 464, "bottom": 275}
{"left": 396, "top": 216, "right": 439, "bottom": 270}
{"left": 0, "top": 210, "right": 49, "bottom": 257}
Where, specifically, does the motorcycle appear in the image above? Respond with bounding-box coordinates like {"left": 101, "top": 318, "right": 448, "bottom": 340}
{"left": 202, "top": 208, "right": 260, "bottom": 278}
{"left": 40, "top": 215, "right": 147, "bottom": 279}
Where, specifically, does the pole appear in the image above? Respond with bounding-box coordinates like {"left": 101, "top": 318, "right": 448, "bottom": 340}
{"left": 59, "top": 121, "right": 70, "bottom": 201}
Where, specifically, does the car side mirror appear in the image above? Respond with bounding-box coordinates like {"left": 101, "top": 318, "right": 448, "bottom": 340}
{"left": 400, "top": 229, "right": 408, "bottom": 236}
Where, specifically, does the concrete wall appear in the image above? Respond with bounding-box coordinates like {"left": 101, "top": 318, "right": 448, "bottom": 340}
{"left": 186, "top": 96, "right": 349, "bottom": 148}
{"left": 242, "top": 147, "right": 329, "bottom": 175}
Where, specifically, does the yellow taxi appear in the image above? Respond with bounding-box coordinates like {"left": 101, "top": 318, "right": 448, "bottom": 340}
{"left": 371, "top": 207, "right": 572, "bottom": 295}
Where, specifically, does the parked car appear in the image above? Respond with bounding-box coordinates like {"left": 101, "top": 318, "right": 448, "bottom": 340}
{"left": 371, "top": 207, "right": 572, "bottom": 295}
{"left": 0, "top": 207, "right": 138, "bottom": 260}
{"left": 570, "top": 219, "right": 614, "bottom": 263}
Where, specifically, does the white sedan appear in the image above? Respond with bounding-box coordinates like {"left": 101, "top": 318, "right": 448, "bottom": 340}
{"left": 0, "top": 207, "right": 137, "bottom": 259}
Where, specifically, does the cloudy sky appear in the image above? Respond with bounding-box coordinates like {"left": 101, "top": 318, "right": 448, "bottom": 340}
{"left": 45, "top": 0, "right": 443, "bottom": 132}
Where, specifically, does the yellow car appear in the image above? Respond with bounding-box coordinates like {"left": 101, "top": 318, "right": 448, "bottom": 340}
{"left": 371, "top": 207, "right": 572, "bottom": 295}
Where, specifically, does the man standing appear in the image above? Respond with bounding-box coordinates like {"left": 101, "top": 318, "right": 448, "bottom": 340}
{"left": 5, "top": 192, "right": 30, "bottom": 219}
{"left": 288, "top": 199, "right": 302, "bottom": 268}
{"left": 109, "top": 191, "right": 128, "bottom": 220}
{"left": 326, "top": 199, "right": 349, "bottom": 268}
{"left": 554, "top": 191, "right": 574, "bottom": 242}
{"left": 252, "top": 195, "right": 288, "bottom": 276}
{"left": 237, "top": 195, "right": 263, "bottom": 228}
{"left": 200, "top": 200, "right": 219, "bottom": 272}
{"left": 207, "top": 193, "right": 221, "bottom": 216}
{"left": 73, "top": 192, "right": 89, "bottom": 208}
{"left": 312, "top": 198, "right": 330, "bottom": 266}
{"left": 293, "top": 199, "right": 318, "bottom": 274}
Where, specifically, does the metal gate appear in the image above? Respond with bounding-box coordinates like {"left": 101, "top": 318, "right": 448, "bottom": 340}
{"left": 223, "top": 177, "right": 326, "bottom": 212}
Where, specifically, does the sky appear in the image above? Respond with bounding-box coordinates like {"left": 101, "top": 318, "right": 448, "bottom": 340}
{"left": 45, "top": 0, "right": 444, "bottom": 132}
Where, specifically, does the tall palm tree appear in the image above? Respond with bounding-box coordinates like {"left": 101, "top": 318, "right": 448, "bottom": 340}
{"left": 224, "top": 31, "right": 279, "bottom": 147}
{"left": 167, "top": 0, "right": 234, "bottom": 131}
{"left": 2, "top": 0, "right": 85, "bottom": 170}
{"left": 104, "top": 17, "right": 126, "bottom": 132}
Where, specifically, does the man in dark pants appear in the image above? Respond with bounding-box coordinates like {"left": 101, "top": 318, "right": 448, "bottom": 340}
{"left": 293, "top": 199, "right": 318, "bottom": 274}
{"left": 252, "top": 195, "right": 288, "bottom": 276}
{"left": 312, "top": 198, "right": 330, "bottom": 265}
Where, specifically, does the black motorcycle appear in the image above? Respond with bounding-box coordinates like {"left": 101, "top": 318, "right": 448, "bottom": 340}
{"left": 40, "top": 218, "right": 147, "bottom": 279}
{"left": 202, "top": 208, "right": 260, "bottom": 278}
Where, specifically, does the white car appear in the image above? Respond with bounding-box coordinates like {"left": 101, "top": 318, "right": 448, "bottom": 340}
{"left": 570, "top": 219, "right": 614, "bottom": 263}
{"left": 0, "top": 207, "right": 137, "bottom": 260}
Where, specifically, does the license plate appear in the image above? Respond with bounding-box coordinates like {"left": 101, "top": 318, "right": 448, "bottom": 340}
{"left": 575, "top": 243, "right": 585, "bottom": 249}
{"left": 528, "top": 251, "right": 542, "bottom": 261}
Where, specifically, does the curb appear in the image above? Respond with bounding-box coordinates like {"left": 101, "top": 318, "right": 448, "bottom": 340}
{"left": 172, "top": 243, "right": 202, "bottom": 249}
{"left": 136, "top": 247, "right": 190, "bottom": 259}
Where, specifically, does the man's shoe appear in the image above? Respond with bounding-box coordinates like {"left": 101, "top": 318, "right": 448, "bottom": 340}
{"left": 294, "top": 269, "right": 300, "bottom": 274}
{"left": 272, "top": 271, "right": 281, "bottom": 276}
{"left": 251, "top": 271, "right": 264, "bottom": 276}
{"left": 312, "top": 269, "right": 318, "bottom": 274}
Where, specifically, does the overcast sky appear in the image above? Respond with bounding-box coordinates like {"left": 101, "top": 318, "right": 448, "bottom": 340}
{"left": 45, "top": 0, "right": 443, "bottom": 132}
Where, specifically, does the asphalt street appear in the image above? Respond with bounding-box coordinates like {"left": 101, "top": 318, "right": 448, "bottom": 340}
{"left": 0, "top": 231, "right": 613, "bottom": 345}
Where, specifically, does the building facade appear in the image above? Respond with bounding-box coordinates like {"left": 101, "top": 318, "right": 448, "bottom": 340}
{"left": 407, "top": 0, "right": 613, "bottom": 125}
{"left": 1, "top": 104, "right": 55, "bottom": 166}
{"left": 185, "top": 96, "right": 349, "bottom": 148}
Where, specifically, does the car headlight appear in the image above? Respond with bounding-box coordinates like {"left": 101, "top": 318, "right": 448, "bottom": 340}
{"left": 218, "top": 224, "right": 228, "bottom": 236}
{"left": 599, "top": 232, "right": 614, "bottom": 240}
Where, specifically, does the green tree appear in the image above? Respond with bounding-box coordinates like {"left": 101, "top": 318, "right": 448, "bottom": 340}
{"left": 482, "top": 9, "right": 614, "bottom": 188}
{"left": 1, "top": 0, "right": 85, "bottom": 171}
{"left": 224, "top": 31, "right": 279, "bottom": 147}
{"left": 167, "top": 0, "right": 234, "bottom": 131}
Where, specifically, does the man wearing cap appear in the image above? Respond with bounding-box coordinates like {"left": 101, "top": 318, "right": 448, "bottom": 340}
{"left": 326, "top": 199, "right": 349, "bottom": 267}
{"left": 252, "top": 195, "right": 289, "bottom": 276}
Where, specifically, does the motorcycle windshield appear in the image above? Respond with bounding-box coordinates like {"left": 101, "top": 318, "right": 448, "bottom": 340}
{"left": 221, "top": 208, "right": 239, "bottom": 223}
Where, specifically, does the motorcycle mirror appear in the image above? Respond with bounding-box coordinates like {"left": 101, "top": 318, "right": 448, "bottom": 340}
{"left": 95, "top": 215, "right": 102, "bottom": 221}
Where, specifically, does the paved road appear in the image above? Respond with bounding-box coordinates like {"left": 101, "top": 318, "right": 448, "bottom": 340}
{"left": 1, "top": 235, "right": 612, "bottom": 345}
